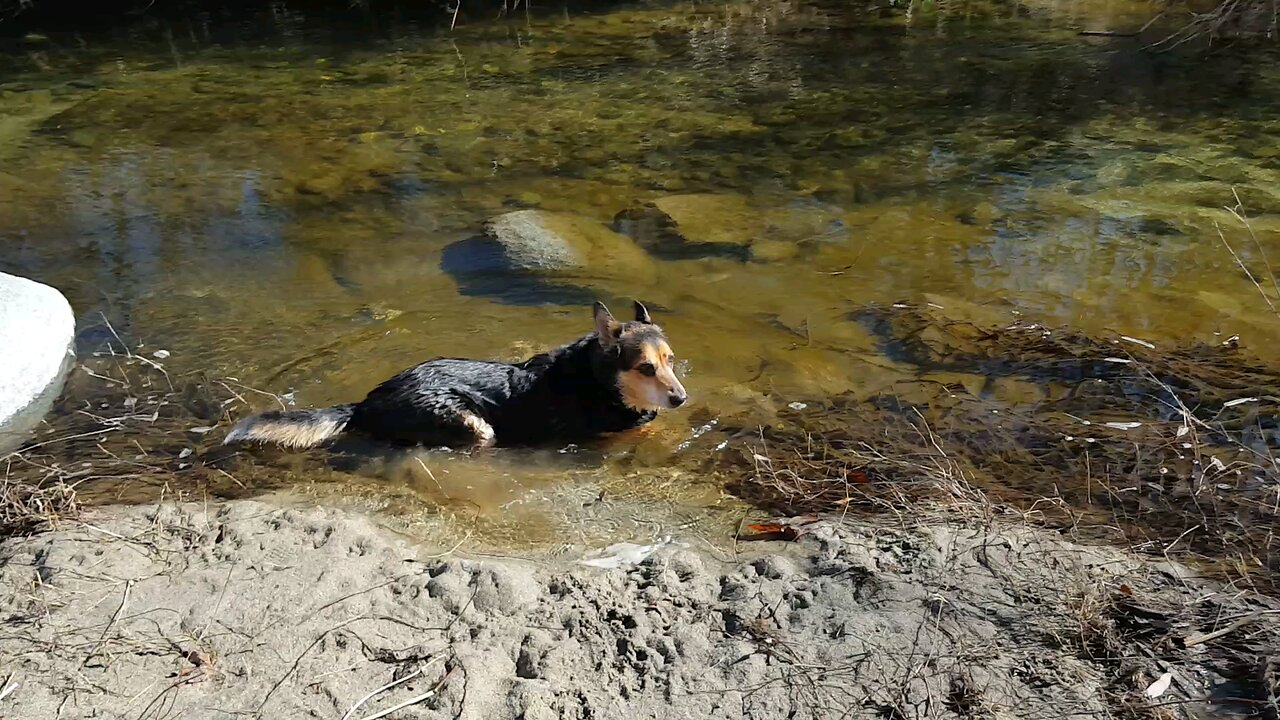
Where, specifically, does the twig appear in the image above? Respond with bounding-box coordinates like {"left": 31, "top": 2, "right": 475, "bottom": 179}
{"left": 1215, "top": 221, "right": 1279, "bottom": 318}
{"left": 340, "top": 656, "right": 443, "bottom": 720}
{"left": 82, "top": 579, "right": 132, "bottom": 668}
{"left": 99, "top": 313, "right": 134, "bottom": 360}
{"left": 99, "top": 312, "right": 173, "bottom": 390}
{"left": 450, "top": 40, "right": 470, "bottom": 87}
{"left": 0, "top": 676, "right": 17, "bottom": 703}
{"left": 1075, "top": 9, "right": 1167, "bottom": 36}
{"left": 219, "top": 380, "right": 287, "bottom": 412}
{"left": 354, "top": 668, "right": 454, "bottom": 720}
{"left": 79, "top": 366, "right": 128, "bottom": 387}
{"left": 1227, "top": 189, "right": 1280, "bottom": 309}
{"left": 213, "top": 381, "right": 247, "bottom": 407}
{"left": 1184, "top": 612, "right": 1262, "bottom": 647}
{"left": 197, "top": 566, "right": 234, "bottom": 643}
{"left": 415, "top": 456, "right": 447, "bottom": 498}
{"left": 212, "top": 468, "right": 247, "bottom": 490}
{"left": 258, "top": 617, "right": 364, "bottom": 711}
{"left": 3, "top": 428, "right": 120, "bottom": 460}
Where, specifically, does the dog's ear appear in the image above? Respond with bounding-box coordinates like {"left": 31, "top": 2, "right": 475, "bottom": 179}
{"left": 593, "top": 302, "right": 619, "bottom": 348}
{"left": 633, "top": 300, "right": 652, "bottom": 324}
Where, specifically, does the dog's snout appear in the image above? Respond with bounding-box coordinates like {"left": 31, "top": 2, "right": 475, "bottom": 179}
{"left": 669, "top": 392, "right": 687, "bottom": 408}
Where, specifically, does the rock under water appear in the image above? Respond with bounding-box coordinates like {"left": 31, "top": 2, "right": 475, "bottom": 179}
{"left": 440, "top": 209, "right": 656, "bottom": 305}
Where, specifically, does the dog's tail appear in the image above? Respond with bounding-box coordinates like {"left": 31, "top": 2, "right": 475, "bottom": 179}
{"left": 223, "top": 404, "right": 356, "bottom": 449}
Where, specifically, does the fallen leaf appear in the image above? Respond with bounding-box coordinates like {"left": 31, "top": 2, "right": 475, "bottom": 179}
{"left": 843, "top": 469, "right": 870, "bottom": 484}
{"left": 1144, "top": 670, "right": 1173, "bottom": 698}
{"left": 741, "top": 523, "right": 801, "bottom": 542}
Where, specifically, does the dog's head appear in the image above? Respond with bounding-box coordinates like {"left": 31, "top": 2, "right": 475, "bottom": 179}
{"left": 593, "top": 300, "right": 688, "bottom": 412}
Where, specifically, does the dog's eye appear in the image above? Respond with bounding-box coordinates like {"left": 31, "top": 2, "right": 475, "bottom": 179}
{"left": 636, "top": 363, "right": 656, "bottom": 377}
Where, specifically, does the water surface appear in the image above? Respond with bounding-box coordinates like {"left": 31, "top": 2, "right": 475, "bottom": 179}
{"left": 4, "top": 0, "right": 1280, "bottom": 553}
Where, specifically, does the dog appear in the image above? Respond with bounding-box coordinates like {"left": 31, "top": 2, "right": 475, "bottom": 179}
{"left": 223, "top": 300, "right": 688, "bottom": 451}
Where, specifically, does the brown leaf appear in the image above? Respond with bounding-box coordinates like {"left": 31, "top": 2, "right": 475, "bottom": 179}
{"left": 741, "top": 523, "right": 801, "bottom": 542}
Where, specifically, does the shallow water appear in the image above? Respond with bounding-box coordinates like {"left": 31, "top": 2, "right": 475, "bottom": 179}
{"left": 4, "top": 0, "right": 1280, "bottom": 553}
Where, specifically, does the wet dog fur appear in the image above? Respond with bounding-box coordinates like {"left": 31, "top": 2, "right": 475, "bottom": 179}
{"left": 223, "top": 300, "right": 688, "bottom": 451}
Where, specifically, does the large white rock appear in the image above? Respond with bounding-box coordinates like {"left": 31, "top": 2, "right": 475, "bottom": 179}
{"left": 0, "top": 272, "right": 75, "bottom": 452}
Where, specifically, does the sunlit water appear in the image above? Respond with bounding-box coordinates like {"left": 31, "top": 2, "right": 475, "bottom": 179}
{"left": 4, "top": 0, "right": 1280, "bottom": 554}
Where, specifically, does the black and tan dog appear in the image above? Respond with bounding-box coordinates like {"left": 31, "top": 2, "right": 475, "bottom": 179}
{"left": 223, "top": 300, "right": 687, "bottom": 451}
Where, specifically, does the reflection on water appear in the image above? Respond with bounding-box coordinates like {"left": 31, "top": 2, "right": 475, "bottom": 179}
{"left": 4, "top": 0, "right": 1280, "bottom": 552}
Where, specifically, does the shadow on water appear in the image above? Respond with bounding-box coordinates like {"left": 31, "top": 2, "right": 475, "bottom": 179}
{"left": 0, "top": 0, "right": 628, "bottom": 50}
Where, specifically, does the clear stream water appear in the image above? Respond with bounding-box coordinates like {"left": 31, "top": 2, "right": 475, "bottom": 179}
{"left": 3, "top": 0, "right": 1280, "bottom": 552}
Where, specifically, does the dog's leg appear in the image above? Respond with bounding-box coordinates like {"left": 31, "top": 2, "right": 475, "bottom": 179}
{"left": 461, "top": 412, "right": 497, "bottom": 450}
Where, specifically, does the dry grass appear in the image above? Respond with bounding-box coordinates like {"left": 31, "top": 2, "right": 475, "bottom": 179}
{"left": 0, "top": 333, "right": 292, "bottom": 541}
{"left": 733, "top": 411, "right": 1014, "bottom": 535}
{"left": 710, "top": 303, "right": 1280, "bottom": 717}
{"left": 712, "top": 302, "right": 1280, "bottom": 595}
{"left": 1150, "top": 0, "right": 1279, "bottom": 50}
{"left": 0, "top": 472, "right": 77, "bottom": 536}
{"left": 1051, "top": 572, "right": 1280, "bottom": 720}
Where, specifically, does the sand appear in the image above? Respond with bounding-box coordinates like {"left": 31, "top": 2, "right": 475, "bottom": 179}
{"left": 0, "top": 498, "right": 1273, "bottom": 719}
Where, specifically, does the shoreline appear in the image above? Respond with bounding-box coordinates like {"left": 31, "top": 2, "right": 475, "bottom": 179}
{"left": 1, "top": 497, "right": 1273, "bottom": 719}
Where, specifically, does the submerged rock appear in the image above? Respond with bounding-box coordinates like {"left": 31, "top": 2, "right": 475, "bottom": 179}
{"left": 642, "top": 194, "right": 761, "bottom": 247}
{"left": 440, "top": 209, "right": 656, "bottom": 303}
{"left": 0, "top": 272, "right": 75, "bottom": 452}
{"left": 491, "top": 209, "right": 652, "bottom": 276}
{"left": 748, "top": 239, "right": 800, "bottom": 263}
{"left": 614, "top": 194, "right": 756, "bottom": 261}
{"left": 615, "top": 193, "right": 849, "bottom": 262}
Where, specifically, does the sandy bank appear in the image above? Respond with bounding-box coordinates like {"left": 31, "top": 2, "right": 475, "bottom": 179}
{"left": 0, "top": 499, "right": 1273, "bottom": 719}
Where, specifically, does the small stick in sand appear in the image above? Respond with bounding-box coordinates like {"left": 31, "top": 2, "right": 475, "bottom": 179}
{"left": 81, "top": 579, "right": 132, "bottom": 669}
{"left": 355, "top": 668, "right": 455, "bottom": 720}
{"left": 340, "top": 656, "right": 444, "bottom": 720}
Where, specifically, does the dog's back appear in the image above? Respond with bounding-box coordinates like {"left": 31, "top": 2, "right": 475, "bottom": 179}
{"left": 349, "top": 359, "right": 516, "bottom": 445}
